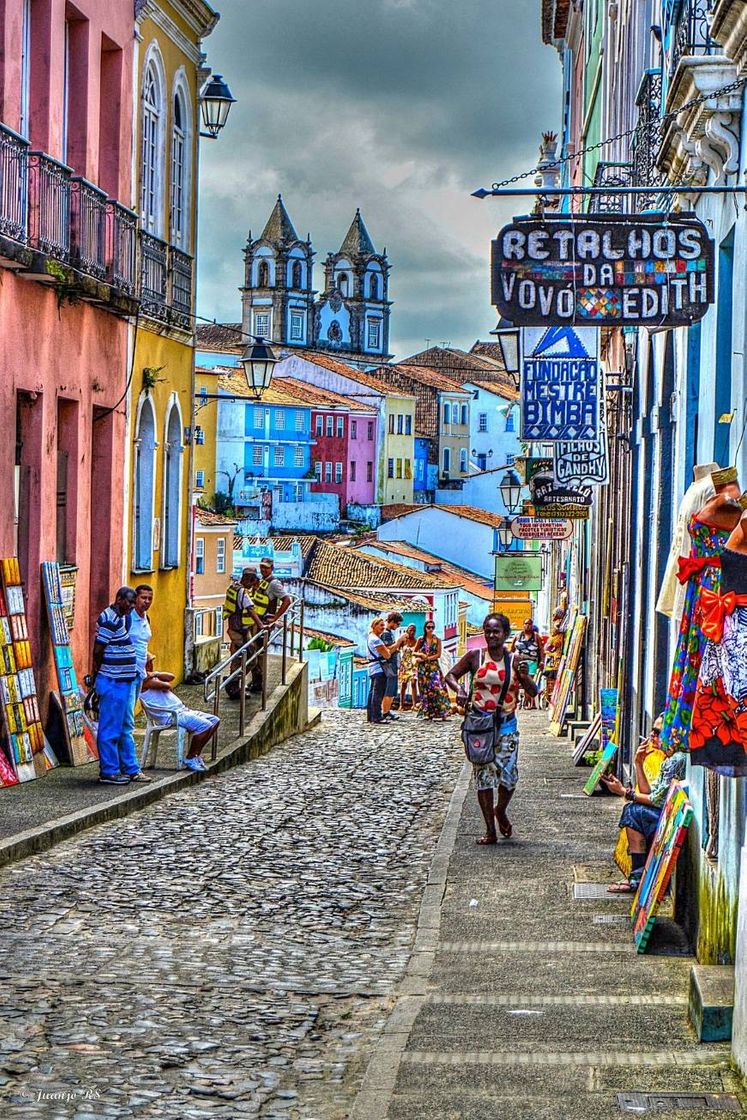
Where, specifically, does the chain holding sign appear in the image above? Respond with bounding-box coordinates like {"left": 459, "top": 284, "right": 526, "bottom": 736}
{"left": 492, "top": 213, "right": 714, "bottom": 327}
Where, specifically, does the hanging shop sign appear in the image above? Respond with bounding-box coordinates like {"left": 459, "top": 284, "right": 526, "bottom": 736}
{"left": 517, "top": 456, "right": 554, "bottom": 484}
{"left": 491, "top": 213, "right": 714, "bottom": 327}
{"left": 494, "top": 553, "right": 543, "bottom": 592}
{"left": 511, "top": 517, "right": 574, "bottom": 541}
{"left": 554, "top": 395, "right": 609, "bottom": 487}
{"left": 529, "top": 460, "right": 593, "bottom": 508}
{"left": 523, "top": 500, "right": 591, "bottom": 521}
{"left": 521, "top": 326, "right": 600, "bottom": 442}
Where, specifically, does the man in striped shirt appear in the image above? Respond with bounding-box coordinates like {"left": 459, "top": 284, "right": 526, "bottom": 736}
{"left": 90, "top": 587, "right": 151, "bottom": 785}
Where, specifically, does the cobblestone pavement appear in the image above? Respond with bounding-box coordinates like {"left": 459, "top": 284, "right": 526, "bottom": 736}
{"left": 0, "top": 710, "right": 463, "bottom": 1120}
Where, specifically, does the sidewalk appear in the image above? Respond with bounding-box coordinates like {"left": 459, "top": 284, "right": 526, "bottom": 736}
{"left": 0, "top": 656, "right": 305, "bottom": 866}
{"left": 352, "top": 711, "right": 743, "bottom": 1120}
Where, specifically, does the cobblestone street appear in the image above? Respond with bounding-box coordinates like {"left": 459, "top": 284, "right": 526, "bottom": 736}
{"left": 0, "top": 711, "right": 463, "bottom": 1120}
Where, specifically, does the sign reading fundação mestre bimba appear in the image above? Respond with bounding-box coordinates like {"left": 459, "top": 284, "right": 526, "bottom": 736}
{"left": 492, "top": 213, "right": 714, "bottom": 327}
{"left": 521, "top": 326, "right": 600, "bottom": 442}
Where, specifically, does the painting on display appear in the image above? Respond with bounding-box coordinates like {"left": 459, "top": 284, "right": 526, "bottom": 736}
{"left": 549, "top": 613, "right": 587, "bottom": 736}
{"left": 42, "top": 562, "right": 96, "bottom": 766}
{"left": 0, "top": 558, "right": 55, "bottom": 784}
{"left": 583, "top": 741, "right": 617, "bottom": 796}
{"left": 631, "top": 783, "right": 693, "bottom": 953}
{"left": 599, "top": 688, "right": 619, "bottom": 753}
{"left": 572, "top": 711, "right": 601, "bottom": 766}
{"left": 491, "top": 214, "right": 714, "bottom": 327}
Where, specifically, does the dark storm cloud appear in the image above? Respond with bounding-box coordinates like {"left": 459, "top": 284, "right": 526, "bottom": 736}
{"left": 197, "top": 0, "right": 561, "bottom": 358}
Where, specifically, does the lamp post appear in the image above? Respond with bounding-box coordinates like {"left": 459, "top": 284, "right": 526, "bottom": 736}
{"left": 490, "top": 321, "right": 521, "bottom": 389}
{"left": 199, "top": 74, "right": 236, "bottom": 139}
{"left": 499, "top": 468, "right": 523, "bottom": 516}
{"left": 241, "top": 336, "right": 279, "bottom": 400}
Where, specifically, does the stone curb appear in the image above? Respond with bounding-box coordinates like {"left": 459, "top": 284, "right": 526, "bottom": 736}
{"left": 0, "top": 663, "right": 315, "bottom": 871}
{"left": 349, "top": 757, "right": 472, "bottom": 1120}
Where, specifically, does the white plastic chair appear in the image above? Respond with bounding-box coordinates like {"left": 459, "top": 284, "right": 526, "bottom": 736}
{"left": 139, "top": 696, "right": 192, "bottom": 770}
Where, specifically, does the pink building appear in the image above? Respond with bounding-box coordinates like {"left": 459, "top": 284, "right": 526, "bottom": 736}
{"left": 280, "top": 376, "right": 378, "bottom": 514}
{"left": 0, "top": 0, "right": 136, "bottom": 702}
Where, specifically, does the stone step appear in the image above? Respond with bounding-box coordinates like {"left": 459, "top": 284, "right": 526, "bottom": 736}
{"left": 689, "top": 964, "right": 735, "bottom": 1042}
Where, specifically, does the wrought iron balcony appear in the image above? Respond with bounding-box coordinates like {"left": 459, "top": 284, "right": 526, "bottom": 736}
{"left": 631, "top": 69, "right": 665, "bottom": 210}
{"left": 169, "top": 246, "right": 193, "bottom": 329}
{"left": 139, "top": 230, "right": 169, "bottom": 321}
{"left": 669, "top": 0, "right": 719, "bottom": 80}
{"left": 70, "top": 177, "right": 107, "bottom": 279}
{"left": 0, "top": 124, "right": 28, "bottom": 242}
{"left": 28, "top": 152, "right": 71, "bottom": 261}
{"left": 589, "top": 162, "right": 633, "bottom": 214}
{"left": 106, "top": 201, "right": 138, "bottom": 297}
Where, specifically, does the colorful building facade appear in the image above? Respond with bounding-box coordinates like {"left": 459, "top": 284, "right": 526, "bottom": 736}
{"left": 0, "top": 0, "right": 136, "bottom": 702}
{"left": 127, "top": 0, "right": 219, "bottom": 678}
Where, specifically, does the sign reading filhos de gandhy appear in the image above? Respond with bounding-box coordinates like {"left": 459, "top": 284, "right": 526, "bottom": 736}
{"left": 491, "top": 214, "right": 714, "bottom": 326}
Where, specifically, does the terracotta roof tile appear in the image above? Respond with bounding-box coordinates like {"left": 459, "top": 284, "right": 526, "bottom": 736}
{"left": 305, "top": 539, "right": 455, "bottom": 590}
{"left": 381, "top": 503, "right": 422, "bottom": 522}
{"left": 217, "top": 372, "right": 311, "bottom": 407}
{"left": 278, "top": 375, "right": 376, "bottom": 413}
{"left": 303, "top": 626, "right": 356, "bottom": 648}
{"left": 308, "top": 582, "right": 428, "bottom": 613}
{"left": 195, "top": 509, "right": 238, "bottom": 528}
{"left": 387, "top": 363, "right": 469, "bottom": 394}
{"left": 298, "top": 353, "right": 416, "bottom": 398}
{"left": 196, "top": 322, "right": 243, "bottom": 353}
{"left": 382, "top": 503, "right": 507, "bottom": 530}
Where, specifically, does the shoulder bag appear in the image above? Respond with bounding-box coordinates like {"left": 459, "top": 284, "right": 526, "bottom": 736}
{"left": 460, "top": 652, "right": 512, "bottom": 766}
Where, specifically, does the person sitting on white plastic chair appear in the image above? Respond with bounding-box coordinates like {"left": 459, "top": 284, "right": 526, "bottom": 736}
{"left": 140, "top": 671, "right": 220, "bottom": 772}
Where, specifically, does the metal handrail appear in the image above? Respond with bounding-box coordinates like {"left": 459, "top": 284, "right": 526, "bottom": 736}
{"left": 202, "top": 597, "right": 305, "bottom": 758}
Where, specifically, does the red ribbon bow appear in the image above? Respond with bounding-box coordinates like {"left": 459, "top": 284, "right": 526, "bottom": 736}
{"left": 676, "top": 555, "right": 720, "bottom": 585}
{"left": 700, "top": 588, "right": 740, "bottom": 643}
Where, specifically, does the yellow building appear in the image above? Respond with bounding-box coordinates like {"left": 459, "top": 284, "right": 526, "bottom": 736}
{"left": 128, "top": 1, "right": 219, "bottom": 678}
{"left": 380, "top": 393, "right": 416, "bottom": 504}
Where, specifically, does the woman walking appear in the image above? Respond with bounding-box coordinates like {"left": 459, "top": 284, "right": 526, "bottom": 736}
{"left": 511, "top": 618, "right": 543, "bottom": 710}
{"left": 398, "top": 623, "right": 419, "bottom": 712}
{"left": 446, "top": 613, "right": 537, "bottom": 844}
{"left": 415, "top": 621, "right": 451, "bottom": 720}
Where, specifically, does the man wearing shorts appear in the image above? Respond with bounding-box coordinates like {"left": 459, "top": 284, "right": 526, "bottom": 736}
{"left": 140, "top": 672, "right": 220, "bottom": 772}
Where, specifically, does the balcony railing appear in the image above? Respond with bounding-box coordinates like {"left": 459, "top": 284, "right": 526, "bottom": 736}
{"left": 28, "top": 152, "right": 71, "bottom": 261}
{"left": 0, "top": 124, "right": 28, "bottom": 242}
{"left": 107, "top": 201, "right": 138, "bottom": 297}
{"left": 140, "top": 230, "right": 169, "bottom": 320}
{"left": 669, "top": 0, "right": 719, "bottom": 80}
{"left": 70, "top": 176, "right": 107, "bottom": 279}
{"left": 631, "top": 69, "right": 665, "bottom": 210}
{"left": 169, "top": 246, "right": 193, "bottom": 329}
{"left": 589, "top": 162, "right": 633, "bottom": 214}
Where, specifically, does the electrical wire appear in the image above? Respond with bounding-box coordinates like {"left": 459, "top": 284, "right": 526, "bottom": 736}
{"left": 93, "top": 309, "right": 141, "bottom": 424}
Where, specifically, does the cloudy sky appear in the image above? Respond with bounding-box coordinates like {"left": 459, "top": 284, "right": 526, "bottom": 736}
{"left": 196, "top": 0, "right": 561, "bottom": 360}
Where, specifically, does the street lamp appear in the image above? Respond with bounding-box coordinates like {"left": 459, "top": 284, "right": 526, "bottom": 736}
{"left": 497, "top": 519, "right": 513, "bottom": 551}
{"left": 490, "top": 322, "right": 521, "bottom": 388}
{"left": 241, "top": 336, "right": 278, "bottom": 399}
{"left": 500, "top": 468, "right": 523, "bottom": 515}
{"left": 199, "top": 74, "right": 236, "bottom": 139}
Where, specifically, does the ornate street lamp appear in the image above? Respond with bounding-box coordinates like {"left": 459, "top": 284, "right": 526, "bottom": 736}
{"left": 497, "top": 520, "right": 513, "bottom": 551}
{"left": 199, "top": 74, "right": 236, "bottom": 139}
{"left": 499, "top": 468, "right": 523, "bottom": 515}
{"left": 490, "top": 321, "right": 521, "bottom": 388}
{"left": 241, "top": 336, "right": 278, "bottom": 400}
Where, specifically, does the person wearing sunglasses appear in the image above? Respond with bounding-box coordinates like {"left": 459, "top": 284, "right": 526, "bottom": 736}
{"left": 414, "top": 620, "right": 451, "bottom": 721}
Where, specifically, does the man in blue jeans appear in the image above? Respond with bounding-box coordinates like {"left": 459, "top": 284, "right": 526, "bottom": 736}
{"left": 90, "top": 587, "right": 151, "bottom": 785}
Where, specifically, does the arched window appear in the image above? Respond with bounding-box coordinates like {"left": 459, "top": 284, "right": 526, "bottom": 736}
{"left": 452, "top": 403, "right": 460, "bottom": 425}
{"left": 292, "top": 260, "right": 303, "bottom": 289}
{"left": 134, "top": 397, "right": 157, "bottom": 569}
{"left": 369, "top": 272, "right": 379, "bottom": 300}
{"left": 140, "top": 54, "right": 165, "bottom": 234}
{"left": 459, "top": 448, "right": 468, "bottom": 473}
{"left": 442, "top": 447, "right": 451, "bottom": 475}
{"left": 258, "top": 260, "right": 270, "bottom": 287}
{"left": 338, "top": 273, "right": 349, "bottom": 295}
{"left": 505, "top": 407, "right": 515, "bottom": 433}
{"left": 170, "top": 83, "right": 190, "bottom": 248}
{"left": 162, "top": 402, "right": 182, "bottom": 568}
{"left": 443, "top": 402, "right": 450, "bottom": 425}
{"left": 460, "top": 403, "right": 468, "bottom": 426}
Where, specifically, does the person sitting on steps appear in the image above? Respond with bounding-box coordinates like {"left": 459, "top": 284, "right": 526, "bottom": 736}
{"left": 601, "top": 713, "right": 685, "bottom": 893}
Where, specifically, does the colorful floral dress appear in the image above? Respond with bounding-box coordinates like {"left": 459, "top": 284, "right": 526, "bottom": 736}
{"left": 660, "top": 517, "right": 729, "bottom": 753}
{"left": 417, "top": 639, "right": 451, "bottom": 719}
{"left": 690, "top": 548, "right": 747, "bottom": 776}
{"left": 398, "top": 643, "right": 417, "bottom": 686}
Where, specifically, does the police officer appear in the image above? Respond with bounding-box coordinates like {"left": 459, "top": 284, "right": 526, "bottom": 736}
{"left": 223, "top": 567, "right": 264, "bottom": 699}
{"left": 249, "top": 557, "right": 292, "bottom": 693}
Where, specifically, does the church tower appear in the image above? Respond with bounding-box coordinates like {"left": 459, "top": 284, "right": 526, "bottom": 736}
{"left": 315, "top": 210, "right": 391, "bottom": 359}
{"left": 241, "top": 196, "right": 314, "bottom": 349}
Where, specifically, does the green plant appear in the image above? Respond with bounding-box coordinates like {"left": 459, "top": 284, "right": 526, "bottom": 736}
{"left": 46, "top": 260, "right": 81, "bottom": 311}
{"left": 210, "top": 492, "right": 235, "bottom": 517}
{"left": 307, "top": 636, "right": 335, "bottom": 652}
{"left": 142, "top": 365, "right": 166, "bottom": 391}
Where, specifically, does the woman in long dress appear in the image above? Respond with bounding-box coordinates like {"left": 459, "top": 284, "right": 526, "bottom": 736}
{"left": 415, "top": 622, "right": 451, "bottom": 720}
{"left": 398, "top": 624, "right": 419, "bottom": 711}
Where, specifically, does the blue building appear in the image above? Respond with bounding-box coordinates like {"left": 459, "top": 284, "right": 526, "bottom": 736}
{"left": 413, "top": 436, "right": 430, "bottom": 497}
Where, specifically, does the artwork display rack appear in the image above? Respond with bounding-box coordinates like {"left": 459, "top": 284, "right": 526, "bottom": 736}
{"left": 549, "top": 612, "right": 587, "bottom": 736}
{"left": 41, "top": 561, "right": 95, "bottom": 766}
{"left": 0, "top": 558, "right": 55, "bottom": 785}
{"left": 631, "top": 783, "right": 693, "bottom": 952}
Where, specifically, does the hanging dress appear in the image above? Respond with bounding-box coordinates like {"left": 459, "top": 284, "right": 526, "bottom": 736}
{"left": 660, "top": 517, "right": 730, "bottom": 753}
{"left": 689, "top": 548, "right": 747, "bottom": 777}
